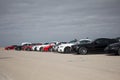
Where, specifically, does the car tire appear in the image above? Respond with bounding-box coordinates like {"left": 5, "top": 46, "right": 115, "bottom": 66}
{"left": 64, "top": 47, "right": 71, "bottom": 53}
{"left": 39, "top": 47, "right": 43, "bottom": 51}
{"left": 16, "top": 48, "right": 21, "bottom": 51}
{"left": 78, "top": 47, "right": 88, "bottom": 55}
{"left": 26, "top": 48, "right": 31, "bottom": 51}
{"left": 7, "top": 48, "right": 10, "bottom": 50}
{"left": 49, "top": 48, "right": 53, "bottom": 52}
{"left": 34, "top": 47, "right": 37, "bottom": 51}
{"left": 118, "top": 48, "right": 120, "bottom": 56}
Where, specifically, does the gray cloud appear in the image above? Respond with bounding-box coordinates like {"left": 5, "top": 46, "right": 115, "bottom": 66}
{"left": 0, "top": 0, "right": 120, "bottom": 46}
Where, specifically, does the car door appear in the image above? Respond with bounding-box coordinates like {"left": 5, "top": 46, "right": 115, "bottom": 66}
{"left": 94, "top": 39, "right": 109, "bottom": 51}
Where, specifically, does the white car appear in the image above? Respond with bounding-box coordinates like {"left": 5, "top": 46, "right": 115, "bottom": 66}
{"left": 57, "top": 39, "right": 91, "bottom": 53}
{"left": 32, "top": 41, "right": 59, "bottom": 51}
{"left": 57, "top": 39, "right": 78, "bottom": 53}
{"left": 52, "top": 42, "right": 67, "bottom": 52}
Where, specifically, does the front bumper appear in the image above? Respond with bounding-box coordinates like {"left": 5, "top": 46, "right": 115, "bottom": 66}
{"left": 57, "top": 47, "right": 64, "bottom": 52}
{"left": 104, "top": 47, "right": 118, "bottom": 53}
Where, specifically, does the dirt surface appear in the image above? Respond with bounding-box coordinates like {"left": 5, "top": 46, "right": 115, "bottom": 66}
{"left": 0, "top": 49, "right": 120, "bottom": 80}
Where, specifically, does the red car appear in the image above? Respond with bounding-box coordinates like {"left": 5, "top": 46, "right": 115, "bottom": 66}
{"left": 5, "top": 45, "right": 17, "bottom": 50}
{"left": 43, "top": 45, "right": 53, "bottom": 52}
{"left": 42, "top": 43, "right": 56, "bottom": 52}
{"left": 22, "top": 43, "right": 42, "bottom": 51}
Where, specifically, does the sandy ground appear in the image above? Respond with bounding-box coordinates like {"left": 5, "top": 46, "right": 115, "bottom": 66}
{"left": 0, "top": 48, "right": 120, "bottom": 80}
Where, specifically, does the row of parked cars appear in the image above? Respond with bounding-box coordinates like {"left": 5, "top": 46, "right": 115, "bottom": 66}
{"left": 5, "top": 38, "right": 120, "bottom": 55}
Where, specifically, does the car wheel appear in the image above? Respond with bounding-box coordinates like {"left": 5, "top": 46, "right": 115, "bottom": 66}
{"left": 39, "top": 47, "right": 43, "bottom": 51}
{"left": 26, "top": 48, "right": 31, "bottom": 51}
{"left": 48, "top": 48, "right": 52, "bottom": 52}
{"left": 7, "top": 48, "right": 10, "bottom": 50}
{"left": 16, "top": 48, "right": 21, "bottom": 51}
{"left": 78, "top": 47, "right": 88, "bottom": 55}
{"left": 118, "top": 48, "right": 120, "bottom": 56}
{"left": 34, "top": 47, "right": 37, "bottom": 51}
{"left": 64, "top": 47, "right": 71, "bottom": 53}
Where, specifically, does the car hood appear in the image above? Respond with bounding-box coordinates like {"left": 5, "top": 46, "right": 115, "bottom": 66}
{"left": 38, "top": 44, "right": 49, "bottom": 47}
{"left": 59, "top": 43, "right": 75, "bottom": 47}
{"left": 109, "top": 42, "right": 120, "bottom": 47}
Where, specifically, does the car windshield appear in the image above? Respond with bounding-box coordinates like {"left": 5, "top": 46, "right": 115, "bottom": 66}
{"left": 57, "top": 42, "right": 67, "bottom": 46}
{"left": 89, "top": 39, "right": 96, "bottom": 43}
{"left": 68, "top": 39, "right": 78, "bottom": 43}
{"left": 80, "top": 40, "right": 91, "bottom": 44}
{"left": 44, "top": 43, "right": 49, "bottom": 45}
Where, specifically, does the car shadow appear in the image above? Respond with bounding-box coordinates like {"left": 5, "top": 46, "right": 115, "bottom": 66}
{"left": 106, "top": 54, "right": 119, "bottom": 56}
{"left": 0, "top": 57, "right": 13, "bottom": 59}
{"left": 72, "top": 51, "right": 106, "bottom": 55}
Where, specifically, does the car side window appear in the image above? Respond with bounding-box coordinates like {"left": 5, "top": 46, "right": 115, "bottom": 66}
{"left": 95, "top": 39, "right": 102, "bottom": 44}
{"left": 95, "top": 39, "right": 109, "bottom": 44}
{"left": 104, "top": 40, "right": 109, "bottom": 44}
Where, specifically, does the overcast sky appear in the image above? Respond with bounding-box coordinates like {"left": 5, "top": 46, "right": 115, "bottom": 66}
{"left": 0, "top": 0, "right": 120, "bottom": 46}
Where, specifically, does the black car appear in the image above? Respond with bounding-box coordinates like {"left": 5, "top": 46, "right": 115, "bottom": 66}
{"left": 104, "top": 42, "right": 120, "bottom": 55}
{"left": 73, "top": 38, "right": 119, "bottom": 55}
{"left": 15, "top": 45, "right": 23, "bottom": 51}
